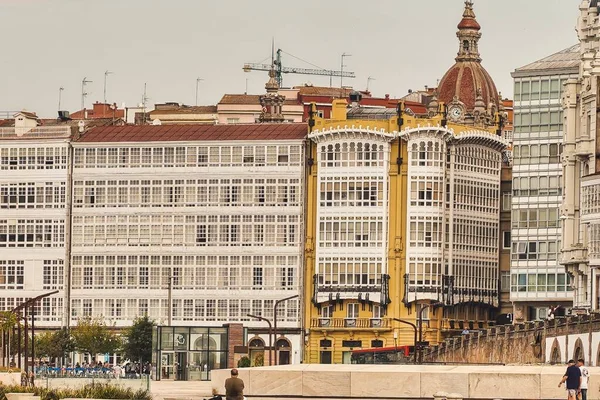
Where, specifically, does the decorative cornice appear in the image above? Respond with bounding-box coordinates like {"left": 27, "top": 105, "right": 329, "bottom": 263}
{"left": 308, "top": 125, "right": 397, "bottom": 143}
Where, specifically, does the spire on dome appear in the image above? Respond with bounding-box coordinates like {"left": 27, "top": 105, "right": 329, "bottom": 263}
{"left": 456, "top": 0, "right": 482, "bottom": 62}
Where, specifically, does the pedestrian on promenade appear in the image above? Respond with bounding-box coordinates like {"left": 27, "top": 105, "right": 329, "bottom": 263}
{"left": 224, "top": 368, "right": 245, "bottom": 400}
{"left": 578, "top": 358, "right": 589, "bottom": 400}
{"left": 558, "top": 359, "right": 582, "bottom": 400}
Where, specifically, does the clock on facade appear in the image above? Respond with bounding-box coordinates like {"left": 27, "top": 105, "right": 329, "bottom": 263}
{"left": 448, "top": 105, "right": 464, "bottom": 121}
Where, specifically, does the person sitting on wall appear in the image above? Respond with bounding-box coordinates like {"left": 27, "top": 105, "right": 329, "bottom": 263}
{"left": 225, "top": 368, "right": 245, "bottom": 400}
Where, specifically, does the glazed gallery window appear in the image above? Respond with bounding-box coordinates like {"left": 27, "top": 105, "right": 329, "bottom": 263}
{"left": 0, "top": 146, "right": 68, "bottom": 170}
{"left": 71, "top": 214, "right": 299, "bottom": 248}
{"left": 319, "top": 177, "right": 384, "bottom": 207}
{"left": 73, "top": 144, "right": 302, "bottom": 168}
{"left": 318, "top": 217, "right": 384, "bottom": 248}
{"left": 69, "top": 296, "right": 299, "bottom": 323}
{"left": 0, "top": 260, "right": 24, "bottom": 289}
{"left": 410, "top": 176, "right": 443, "bottom": 207}
{"left": 317, "top": 258, "right": 383, "bottom": 288}
{"left": 410, "top": 141, "right": 445, "bottom": 167}
{"left": 71, "top": 254, "right": 299, "bottom": 292}
{"left": 72, "top": 178, "right": 300, "bottom": 208}
{"left": 43, "top": 259, "right": 64, "bottom": 290}
{"left": 409, "top": 215, "right": 443, "bottom": 248}
{"left": 581, "top": 183, "right": 600, "bottom": 216}
{"left": 513, "top": 110, "right": 563, "bottom": 134}
{"left": 0, "top": 182, "right": 66, "bottom": 209}
{"left": 319, "top": 142, "right": 385, "bottom": 168}
{"left": 0, "top": 219, "right": 65, "bottom": 248}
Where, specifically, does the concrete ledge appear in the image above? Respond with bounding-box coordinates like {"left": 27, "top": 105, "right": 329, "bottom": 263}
{"left": 212, "top": 365, "right": 600, "bottom": 399}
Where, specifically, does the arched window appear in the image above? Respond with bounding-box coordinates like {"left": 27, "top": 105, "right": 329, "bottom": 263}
{"left": 249, "top": 338, "right": 265, "bottom": 348}
{"left": 463, "top": 40, "right": 470, "bottom": 52}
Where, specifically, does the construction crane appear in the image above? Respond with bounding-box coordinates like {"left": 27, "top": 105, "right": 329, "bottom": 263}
{"left": 243, "top": 48, "right": 355, "bottom": 88}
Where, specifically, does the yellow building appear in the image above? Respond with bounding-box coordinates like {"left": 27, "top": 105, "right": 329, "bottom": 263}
{"left": 303, "top": 96, "right": 507, "bottom": 364}
{"left": 302, "top": 0, "right": 511, "bottom": 364}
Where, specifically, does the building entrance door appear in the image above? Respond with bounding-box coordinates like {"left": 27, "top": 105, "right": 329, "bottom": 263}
{"left": 161, "top": 352, "right": 175, "bottom": 380}
{"left": 320, "top": 350, "right": 332, "bottom": 364}
{"left": 176, "top": 352, "right": 187, "bottom": 381}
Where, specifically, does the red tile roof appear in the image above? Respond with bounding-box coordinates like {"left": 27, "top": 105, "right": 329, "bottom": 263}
{"left": 218, "top": 94, "right": 299, "bottom": 106}
{"left": 295, "top": 86, "right": 356, "bottom": 97}
{"left": 76, "top": 123, "right": 308, "bottom": 143}
{"left": 149, "top": 105, "right": 217, "bottom": 115}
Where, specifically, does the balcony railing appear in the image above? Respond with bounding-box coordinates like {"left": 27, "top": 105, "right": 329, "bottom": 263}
{"left": 441, "top": 319, "right": 494, "bottom": 331}
{"left": 0, "top": 126, "right": 71, "bottom": 139}
{"left": 310, "top": 317, "right": 391, "bottom": 329}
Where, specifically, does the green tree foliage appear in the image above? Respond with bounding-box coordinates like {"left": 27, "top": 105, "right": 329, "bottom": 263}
{"left": 121, "top": 316, "right": 155, "bottom": 363}
{"left": 72, "top": 317, "right": 120, "bottom": 359}
{"left": 35, "top": 328, "right": 74, "bottom": 360}
{"left": 254, "top": 353, "right": 264, "bottom": 367}
{"left": 237, "top": 356, "right": 250, "bottom": 368}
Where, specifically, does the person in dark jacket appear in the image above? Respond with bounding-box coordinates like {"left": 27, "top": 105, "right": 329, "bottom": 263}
{"left": 224, "top": 368, "right": 244, "bottom": 400}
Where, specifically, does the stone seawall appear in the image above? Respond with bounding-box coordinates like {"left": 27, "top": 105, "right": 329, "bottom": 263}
{"left": 426, "top": 313, "right": 600, "bottom": 364}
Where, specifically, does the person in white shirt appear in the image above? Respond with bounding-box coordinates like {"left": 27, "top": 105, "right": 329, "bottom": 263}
{"left": 577, "top": 358, "right": 589, "bottom": 400}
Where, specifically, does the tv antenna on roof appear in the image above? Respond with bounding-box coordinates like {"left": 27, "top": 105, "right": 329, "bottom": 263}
{"left": 104, "top": 70, "right": 113, "bottom": 104}
{"left": 81, "top": 77, "right": 92, "bottom": 110}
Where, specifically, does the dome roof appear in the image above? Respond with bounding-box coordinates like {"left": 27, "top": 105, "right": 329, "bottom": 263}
{"left": 437, "top": 1, "right": 499, "bottom": 113}
{"left": 438, "top": 61, "right": 498, "bottom": 111}
{"left": 457, "top": 17, "right": 480, "bottom": 31}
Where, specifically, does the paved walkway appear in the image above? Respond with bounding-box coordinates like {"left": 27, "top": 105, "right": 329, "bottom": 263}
{"left": 150, "top": 379, "right": 216, "bottom": 400}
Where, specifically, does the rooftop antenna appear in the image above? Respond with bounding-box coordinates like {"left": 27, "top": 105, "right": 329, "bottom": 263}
{"left": 195, "top": 77, "right": 204, "bottom": 106}
{"left": 141, "top": 83, "right": 149, "bottom": 125}
{"left": 103, "top": 70, "right": 113, "bottom": 104}
{"left": 367, "top": 76, "right": 375, "bottom": 92}
{"left": 245, "top": 78, "right": 248, "bottom": 95}
{"left": 58, "top": 87, "right": 64, "bottom": 111}
{"left": 341, "top": 52, "right": 352, "bottom": 96}
{"left": 81, "top": 77, "right": 92, "bottom": 110}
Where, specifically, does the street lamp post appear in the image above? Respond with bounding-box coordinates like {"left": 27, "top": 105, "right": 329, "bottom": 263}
{"left": 273, "top": 295, "right": 299, "bottom": 365}
{"left": 247, "top": 314, "right": 272, "bottom": 366}
{"left": 417, "top": 305, "right": 431, "bottom": 364}
{"left": 392, "top": 318, "right": 418, "bottom": 364}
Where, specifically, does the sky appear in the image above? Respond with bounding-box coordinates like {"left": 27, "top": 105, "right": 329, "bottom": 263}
{"left": 0, "top": 0, "right": 583, "bottom": 118}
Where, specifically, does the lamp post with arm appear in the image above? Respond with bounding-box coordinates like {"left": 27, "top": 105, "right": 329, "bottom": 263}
{"left": 273, "top": 295, "right": 299, "bottom": 365}
{"left": 392, "top": 318, "right": 417, "bottom": 364}
{"left": 247, "top": 314, "right": 272, "bottom": 366}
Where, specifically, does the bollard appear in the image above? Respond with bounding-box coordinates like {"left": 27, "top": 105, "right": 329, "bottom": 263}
{"left": 446, "top": 393, "right": 463, "bottom": 400}
{"left": 433, "top": 391, "right": 448, "bottom": 400}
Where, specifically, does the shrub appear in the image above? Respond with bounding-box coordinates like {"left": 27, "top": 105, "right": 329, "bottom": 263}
{"left": 254, "top": 353, "right": 264, "bottom": 367}
{"left": 0, "top": 383, "right": 152, "bottom": 400}
{"left": 237, "top": 356, "right": 251, "bottom": 368}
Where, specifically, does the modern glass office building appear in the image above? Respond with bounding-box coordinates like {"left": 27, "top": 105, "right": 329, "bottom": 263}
{"left": 509, "top": 45, "right": 579, "bottom": 321}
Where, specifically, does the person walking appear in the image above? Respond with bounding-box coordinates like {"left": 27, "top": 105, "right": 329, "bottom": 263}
{"left": 578, "top": 358, "right": 589, "bottom": 400}
{"left": 558, "top": 359, "right": 582, "bottom": 400}
{"left": 224, "top": 368, "right": 245, "bottom": 400}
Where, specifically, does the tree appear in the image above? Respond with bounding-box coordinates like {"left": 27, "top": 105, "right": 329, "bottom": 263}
{"left": 0, "top": 311, "right": 19, "bottom": 365}
{"left": 35, "top": 328, "right": 74, "bottom": 361}
{"left": 72, "top": 317, "right": 120, "bottom": 360}
{"left": 121, "top": 316, "right": 155, "bottom": 363}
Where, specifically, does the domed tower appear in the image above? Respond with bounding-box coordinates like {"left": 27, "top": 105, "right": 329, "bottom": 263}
{"left": 437, "top": 1, "right": 500, "bottom": 127}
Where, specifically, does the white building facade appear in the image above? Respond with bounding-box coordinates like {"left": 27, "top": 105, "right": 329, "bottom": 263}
{"left": 403, "top": 128, "right": 505, "bottom": 313}
{"left": 510, "top": 46, "right": 579, "bottom": 320}
{"left": 0, "top": 115, "right": 71, "bottom": 327}
{"left": 562, "top": 1, "right": 600, "bottom": 312}
{"left": 70, "top": 124, "right": 306, "bottom": 363}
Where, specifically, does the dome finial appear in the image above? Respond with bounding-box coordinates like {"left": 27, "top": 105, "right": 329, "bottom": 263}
{"left": 456, "top": 0, "right": 482, "bottom": 62}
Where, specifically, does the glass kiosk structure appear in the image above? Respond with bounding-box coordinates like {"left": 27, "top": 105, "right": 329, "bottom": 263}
{"left": 153, "top": 326, "right": 229, "bottom": 381}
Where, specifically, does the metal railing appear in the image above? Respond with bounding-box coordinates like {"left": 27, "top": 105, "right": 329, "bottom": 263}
{"left": 310, "top": 317, "right": 391, "bottom": 329}
{"left": 0, "top": 126, "right": 71, "bottom": 139}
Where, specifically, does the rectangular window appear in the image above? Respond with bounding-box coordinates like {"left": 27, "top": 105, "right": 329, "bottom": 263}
{"left": 503, "top": 231, "right": 511, "bottom": 249}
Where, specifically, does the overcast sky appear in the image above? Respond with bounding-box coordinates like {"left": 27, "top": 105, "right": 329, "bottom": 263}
{"left": 0, "top": 0, "right": 583, "bottom": 117}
